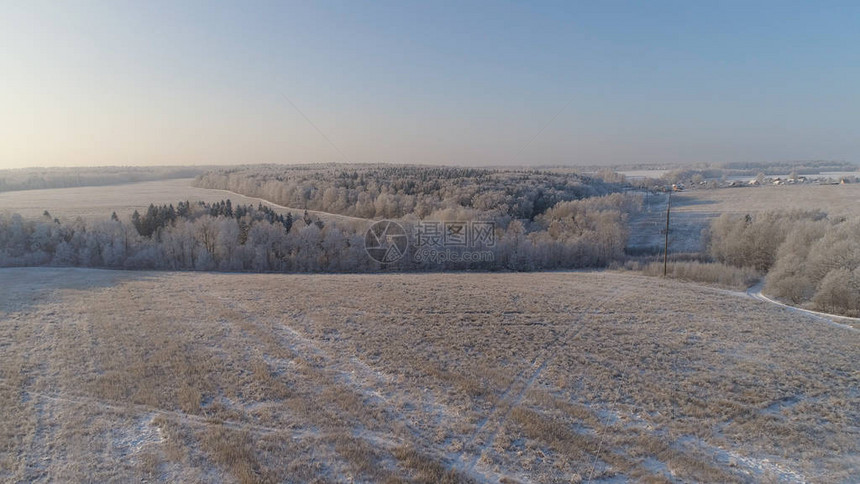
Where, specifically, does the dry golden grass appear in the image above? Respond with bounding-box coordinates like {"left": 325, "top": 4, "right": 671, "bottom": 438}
{"left": 0, "top": 268, "right": 857, "bottom": 482}
{"left": 628, "top": 261, "right": 760, "bottom": 290}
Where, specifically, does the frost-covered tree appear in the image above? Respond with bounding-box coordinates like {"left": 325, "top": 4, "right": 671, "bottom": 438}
{"left": 193, "top": 164, "right": 623, "bottom": 220}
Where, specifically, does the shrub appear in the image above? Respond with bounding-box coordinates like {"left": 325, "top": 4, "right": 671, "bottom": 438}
{"left": 746, "top": 214, "right": 860, "bottom": 318}
{"left": 707, "top": 210, "right": 825, "bottom": 271}
{"left": 641, "top": 262, "right": 760, "bottom": 289}
{"left": 812, "top": 268, "right": 860, "bottom": 317}
{"left": 638, "top": 261, "right": 759, "bottom": 290}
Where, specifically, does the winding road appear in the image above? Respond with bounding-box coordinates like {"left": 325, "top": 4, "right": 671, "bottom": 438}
{"left": 746, "top": 281, "right": 859, "bottom": 332}
{"left": 202, "top": 186, "right": 372, "bottom": 226}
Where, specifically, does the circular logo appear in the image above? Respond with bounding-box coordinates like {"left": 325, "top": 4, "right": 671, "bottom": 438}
{"left": 364, "top": 220, "right": 409, "bottom": 263}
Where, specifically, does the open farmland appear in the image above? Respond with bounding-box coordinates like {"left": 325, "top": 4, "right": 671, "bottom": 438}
{"left": 1, "top": 268, "right": 857, "bottom": 482}
{"left": 671, "top": 183, "right": 860, "bottom": 218}
{"left": 0, "top": 178, "right": 364, "bottom": 227}
{"left": 628, "top": 183, "right": 860, "bottom": 254}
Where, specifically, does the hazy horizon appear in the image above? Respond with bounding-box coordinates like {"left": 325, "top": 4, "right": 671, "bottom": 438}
{"left": 2, "top": 1, "right": 859, "bottom": 169}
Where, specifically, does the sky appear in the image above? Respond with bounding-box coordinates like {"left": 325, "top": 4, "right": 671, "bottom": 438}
{"left": 1, "top": 0, "right": 859, "bottom": 169}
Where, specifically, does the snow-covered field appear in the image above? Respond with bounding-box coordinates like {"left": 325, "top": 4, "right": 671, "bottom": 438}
{"left": 0, "top": 178, "right": 364, "bottom": 227}
{"left": 672, "top": 183, "right": 860, "bottom": 217}
{"left": 627, "top": 183, "right": 860, "bottom": 254}
{"left": 618, "top": 169, "right": 669, "bottom": 179}
{"left": 1, "top": 268, "right": 857, "bottom": 482}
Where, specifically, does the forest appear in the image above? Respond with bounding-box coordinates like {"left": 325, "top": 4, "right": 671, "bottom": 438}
{"left": 0, "top": 166, "right": 210, "bottom": 192}
{"left": 707, "top": 210, "right": 860, "bottom": 317}
{"left": 193, "top": 164, "right": 625, "bottom": 220}
{"left": 0, "top": 193, "right": 640, "bottom": 273}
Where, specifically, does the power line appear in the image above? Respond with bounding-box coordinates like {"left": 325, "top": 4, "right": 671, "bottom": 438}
{"left": 281, "top": 93, "right": 347, "bottom": 160}
{"left": 514, "top": 97, "right": 576, "bottom": 159}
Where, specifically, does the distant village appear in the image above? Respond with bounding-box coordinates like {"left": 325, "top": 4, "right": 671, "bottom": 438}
{"left": 664, "top": 173, "right": 857, "bottom": 192}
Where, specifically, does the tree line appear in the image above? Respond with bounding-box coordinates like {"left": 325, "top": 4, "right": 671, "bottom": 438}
{"left": 0, "top": 193, "right": 641, "bottom": 273}
{"left": 0, "top": 166, "right": 211, "bottom": 193}
{"left": 193, "top": 164, "right": 626, "bottom": 220}
{"left": 707, "top": 210, "right": 860, "bottom": 317}
{"left": 130, "top": 200, "right": 296, "bottom": 238}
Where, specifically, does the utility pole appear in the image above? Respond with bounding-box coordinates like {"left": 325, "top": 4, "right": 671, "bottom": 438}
{"left": 663, "top": 190, "right": 671, "bottom": 277}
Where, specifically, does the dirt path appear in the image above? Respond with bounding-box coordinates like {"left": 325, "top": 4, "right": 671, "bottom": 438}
{"left": 202, "top": 187, "right": 372, "bottom": 226}
{"left": 745, "top": 282, "right": 859, "bottom": 331}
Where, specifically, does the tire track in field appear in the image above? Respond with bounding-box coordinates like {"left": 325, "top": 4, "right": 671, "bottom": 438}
{"left": 456, "top": 278, "right": 624, "bottom": 476}
{"left": 16, "top": 291, "right": 71, "bottom": 482}
{"left": 207, "top": 275, "right": 635, "bottom": 482}
{"left": 1, "top": 383, "right": 318, "bottom": 440}
{"left": 210, "top": 293, "right": 515, "bottom": 483}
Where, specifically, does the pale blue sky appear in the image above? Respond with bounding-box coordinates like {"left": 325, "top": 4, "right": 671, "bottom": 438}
{"left": 1, "top": 1, "right": 859, "bottom": 168}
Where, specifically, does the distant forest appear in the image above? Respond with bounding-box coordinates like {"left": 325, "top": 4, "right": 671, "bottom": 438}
{"left": 0, "top": 166, "right": 212, "bottom": 193}
{"left": 193, "top": 164, "right": 626, "bottom": 220}
{"left": 1, "top": 164, "right": 641, "bottom": 272}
